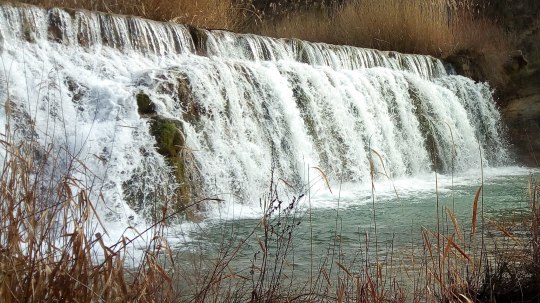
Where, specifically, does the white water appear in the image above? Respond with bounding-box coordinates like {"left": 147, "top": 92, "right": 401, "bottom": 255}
{"left": 0, "top": 4, "right": 510, "bottom": 236}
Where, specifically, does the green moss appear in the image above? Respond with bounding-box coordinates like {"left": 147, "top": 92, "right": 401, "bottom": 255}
{"left": 150, "top": 118, "right": 191, "bottom": 211}
{"left": 150, "top": 119, "right": 182, "bottom": 158}
{"left": 136, "top": 92, "right": 155, "bottom": 115}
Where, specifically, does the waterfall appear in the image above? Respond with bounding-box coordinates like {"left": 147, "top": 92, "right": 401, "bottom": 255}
{"left": 0, "top": 4, "right": 508, "bottom": 221}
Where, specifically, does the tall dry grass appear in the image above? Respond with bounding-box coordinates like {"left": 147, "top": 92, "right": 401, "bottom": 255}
{"left": 15, "top": 0, "right": 515, "bottom": 86}
{"left": 15, "top": 0, "right": 258, "bottom": 30}
{"left": 256, "top": 0, "right": 514, "bottom": 87}
{"left": 0, "top": 109, "right": 536, "bottom": 302}
{"left": 0, "top": 101, "right": 176, "bottom": 301}
{"left": 256, "top": 0, "right": 496, "bottom": 55}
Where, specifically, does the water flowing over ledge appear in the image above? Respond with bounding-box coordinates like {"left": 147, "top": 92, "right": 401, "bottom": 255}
{"left": 0, "top": 3, "right": 447, "bottom": 78}
{"left": 0, "top": 3, "right": 508, "bottom": 224}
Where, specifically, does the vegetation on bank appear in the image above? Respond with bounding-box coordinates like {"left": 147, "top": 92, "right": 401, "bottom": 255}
{"left": 257, "top": 0, "right": 514, "bottom": 88}
{"left": 13, "top": 0, "right": 515, "bottom": 88}
{"left": 15, "top": 0, "right": 256, "bottom": 30}
{"left": 0, "top": 119, "right": 175, "bottom": 301}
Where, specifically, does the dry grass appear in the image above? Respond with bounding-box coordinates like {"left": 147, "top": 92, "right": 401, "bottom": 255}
{"left": 256, "top": 0, "right": 496, "bottom": 55}
{"left": 0, "top": 2, "right": 529, "bottom": 298}
{"left": 14, "top": 0, "right": 257, "bottom": 30}
{"left": 13, "top": 0, "right": 515, "bottom": 86}
{"left": 0, "top": 111, "right": 537, "bottom": 302}
{"left": 256, "top": 0, "right": 514, "bottom": 87}
{"left": 0, "top": 102, "right": 175, "bottom": 302}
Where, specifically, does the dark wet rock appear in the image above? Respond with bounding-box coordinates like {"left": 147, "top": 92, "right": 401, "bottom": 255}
{"left": 188, "top": 25, "right": 208, "bottom": 56}
{"left": 65, "top": 77, "right": 88, "bottom": 103}
{"left": 448, "top": 1, "right": 540, "bottom": 167}
{"left": 21, "top": 15, "right": 36, "bottom": 43}
{"left": 177, "top": 77, "right": 204, "bottom": 122}
{"left": 502, "top": 64, "right": 540, "bottom": 167}
{"left": 4, "top": 100, "right": 48, "bottom": 166}
{"left": 504, "top": 50, "right": 528, "bottom": 74}
{"left": 445, "top": 50, "right": 487, "bottom": 83}
{"left": 136, "top": 92, "right": 156, "bottom": 115}
{"left": 47, "top": 9, "right": 65, "bottom": 44}
{"left": 408, "top": 85, "right": 444, "bottom": 172}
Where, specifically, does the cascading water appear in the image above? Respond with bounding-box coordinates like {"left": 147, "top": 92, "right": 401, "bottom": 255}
{"left": 0, "top": 4, "right": 509, "bottom": 226}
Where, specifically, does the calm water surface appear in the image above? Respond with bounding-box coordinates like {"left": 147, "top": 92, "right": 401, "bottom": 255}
{"left": 174, "top": 166, "right": 536, "bottom": 283}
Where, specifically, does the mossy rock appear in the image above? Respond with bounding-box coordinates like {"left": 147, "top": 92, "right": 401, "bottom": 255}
{"left": 150, "top": 119, "right": 183, "bottom": 158}
{"left": 136, "top": 92, "right": 156, "bottom": 115}
{"left": 149, "top": 118, "right": 192, "bottom": 211}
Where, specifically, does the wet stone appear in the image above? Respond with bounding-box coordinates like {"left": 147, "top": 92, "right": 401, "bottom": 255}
{"left": 65, "top": 77, "right": 88, "bottom": 103}
{"left": 47, "top": 9, "right": 65, "bottom": 44}
{"left": 188, "top": 25, "right": 208, "bottom": 56}
{"left": 136, "top": 92, "right": 156, "bottom": 115}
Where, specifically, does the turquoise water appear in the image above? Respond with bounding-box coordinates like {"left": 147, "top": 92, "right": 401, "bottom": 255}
{"left": 175, "top": 167, "right": 535, "bottom": 281}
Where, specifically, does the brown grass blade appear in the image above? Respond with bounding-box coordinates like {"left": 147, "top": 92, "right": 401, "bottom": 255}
{"left": 471, "top": 185, "right": 483, "bottom": 239}
{"left": 336, "top": 261, "right": 352, "bottom": 278}
{"left": 491, "top": 221, "right": 521, "bottom": 244}
{"left": 258, "top": 237, "right": 267, "bottom": 254}
{"left": 443, "top": 233, "right": 454, "bottom": 262}
{"left": 370, "top": 148, "right": 400, "bottom": 199}
{"left": 445, "top": 235, "right": 471, "bottom": 262}
{"left": 278, "top": 178, "right": 294, "bottom": 189}
{"left": 459, "top": 293, "right": 475, "bottom": 303}
{"left": 311, "top": 166, "right": 333, "bottom": 193}
{"left": 446, "top": 207, "right": 463, "bottom": 242}
{"left": 337, "top": 283, "right": 345, "bottom": 303}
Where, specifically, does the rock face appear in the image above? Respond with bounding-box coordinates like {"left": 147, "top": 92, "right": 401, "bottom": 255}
{"left": 502, "top": 67, "right": 540, "bottom": 166}
{"left": 496, "top": 1, "right": 540, "bottom": 167}
{"left": 468, "top": 0, "right": 540, "bottom": 167}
